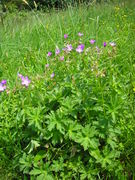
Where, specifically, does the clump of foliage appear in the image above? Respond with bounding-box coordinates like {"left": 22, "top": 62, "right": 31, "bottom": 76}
{"left": 0, "top": 1, "right": 135, "bottom": 179}
{"left": 0, "top": 0, "right": 115, "bottom": 12}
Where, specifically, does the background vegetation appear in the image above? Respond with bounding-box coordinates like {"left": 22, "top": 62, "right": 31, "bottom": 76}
{"left": 0, "top": 0, "right": 118, "bottom": 11}
{"left": 0, "top": 0, "right": 135, "bottom": 179}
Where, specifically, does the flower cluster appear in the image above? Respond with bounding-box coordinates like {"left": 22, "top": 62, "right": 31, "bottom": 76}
{"left": 55, "top": 48, "right": 61, "bottom": 55}
{"left": 18, "top": 74, "right": 31, "bottom": 87}
{"left": 46, "top": 34, "right": 115, "bottom": 57}
{"left": 0, "top": 80, "right": 7, "bottom": 92}
{"left": 76, "top": 44, "right": 85, "bottom": 53}
{"left": 1, "top": 33, "right": 116, "bottom": 93}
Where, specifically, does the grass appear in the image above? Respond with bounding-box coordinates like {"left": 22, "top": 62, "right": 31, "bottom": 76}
{"left": 0, "top": 0, "right": 135, "bottom": 179}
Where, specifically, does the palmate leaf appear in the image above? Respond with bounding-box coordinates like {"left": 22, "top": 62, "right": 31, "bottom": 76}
{"left": 51, "top": 130, "right": 64, "bottom": 145}
{"left": 81, "top": 136, "right": 91, "bottom": 151}
{"left": 34, "top": 150, "right": 46, "bottom": 162}
{"left": 60, "top": 96, "right": 77, "bottom": 110}
{"left": 37, "top": 173, "right": 53, "bottom": 180}
{"left": 30, "top": 171, "right": 53, "bottom": 180}
{"left": 47, "top": 120, "right": 56, "bottom": 131}
{"left": 90, "top": 149, "right": 102, "bottom": 162}
{"left": 46, "top": 110, "right": 65, "bottom": 135}
{"left": 37, "top": 174, "right": 45, "bottom": 180}
{"left": 77, "top": 135, "right": 99, "bottom": 151}
{"left": 29, "top": 168, "right": 41, "bottom": 175}
{"left": 82, "top": 125, "right": 97, "bottom": 138}
{"left": 51, "top": 159, "right": 64, "bottom": 172}
{"left": 30, "top": 162, "right": 54, "bottom": 180}
{"left": 80, "top": 170, "right": 96, "bottom": 180}
{"left": 66, "top": 122, "right": 82, "bottom": 140}
{"left": 19, "top": 153, "right": 33, "bottom": 173}
{"left": 26, "top": 107, "right": 43, "bottom": 130}
{"left": 98, "top": 146, "right": 121, "bottom": 168}
{"left": 75, "top": 125, "right": 99, "bottom": 150}
{"left": 107, "top": 138, "right": 117, "bottom": 150}
{"left": 59, "top": 96, "right": 81, "bottom": 119}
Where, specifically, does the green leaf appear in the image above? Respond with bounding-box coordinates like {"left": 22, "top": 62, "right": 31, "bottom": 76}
{"left": 82, "top": 137, "right": 90, "bottom": 151}
{"left": 37, "top": 174, "right": 45, "bottom": 180}
{"left": 37, "top": 172, "right": 53, "bottom": 180}
{"left": 75, "top": 125, "right": 99, "bottom": 150}
{"left": 107, "top": 138, "right": 117, "bottom": 150}
{"left": 34, "top": 150, "right": 46, "bottom": 162}
{"left": 46, "top": 110, "right": 65, "bottom": 135}
{"left": 90, "top": 149, "right": 102, "bottom": 162}
{"left": 29, "top": 168, "right": 41, "bottom": 175}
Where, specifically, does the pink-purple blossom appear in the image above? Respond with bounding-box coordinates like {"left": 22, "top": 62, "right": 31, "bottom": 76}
{"left": 60, "top": 56, "right": 64, "bottom": 61}
{"left": 62, "top": 48, "right": 66, "bottom": 52}
{"left": 18, "top": 73, "right": 23, "bottom": 79}
{"left": 103, "top": 42, "right": 107, "bottom": 47}
{"left": 64, "top": 34, "right": 68, "bottom": 39}
{"left": 66, "top": 44, "right": 73, "bottom": 52}
{"left": 45, "top": 64, "right": 49, "bottom": 68}
{"left": 78, "top": 32, "right": 83, "bottom": 37}
{"left": 47, "top": 52, "right": 52, "bottom": 57}
{"left": 55, "top": 48, "right": 60, "bottom": 55}
{"left": 90, "top": 39, "right": 96, "bottom": 44}
{"left": 76, "top": 44, "right": 85, "bottom": 53}
{"left": 18, "top": 74, "right": 31, "bottom": 87}
{"left": 21, "top": 76, "right": 31, "bottom": 87}
{"left": 51, "top": 72, "right": 55, "bottom": 78}
{"left": 1, "top": 80, "right": 7, "bottom": 85}
{"left": 62, "top": 44, "right": 73, "bottom": 53}
{"left": 0, "top": 81, "right": 6, "bottom": 92}
{"left": 110, "top": 42, "right": 116, "bottom": 47}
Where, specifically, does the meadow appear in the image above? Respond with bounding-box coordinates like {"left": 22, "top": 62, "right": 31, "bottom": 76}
{"left": 0, "top": 1, "right": 135, "bottom": 179}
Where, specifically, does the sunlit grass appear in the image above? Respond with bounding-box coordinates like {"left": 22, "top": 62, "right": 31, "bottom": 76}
{"left": 0, "top": 1, "right": 135, "bottom": 178}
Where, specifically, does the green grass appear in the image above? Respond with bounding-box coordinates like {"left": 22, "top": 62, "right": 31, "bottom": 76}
{"left": 0, "top": 1, "right": 135, "bottom": 179}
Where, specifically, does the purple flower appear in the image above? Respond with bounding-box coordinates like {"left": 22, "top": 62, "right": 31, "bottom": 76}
{"left": 47, "top": 52, "right": 52, "bottom": 57}
{"left": 103, "top": 42, "right": 107, "bottom": 47}
{"left": 64, "top": 34, "right": 68, "bottom": 39}
{"left": 66, "top": 44, "right": 73, "bottom": 52}
{"left": 55, "top": 48, "right": 60, "bottom": 55}
{"left": 0, "top": 83, "right": 6, "bottom": 92}
{"left": 76, "top": 44, "right": 85, "bottom": 53}
{"left": 78, "top": 32, "right": 83, "bottom": 37}
{"left": 45, "top": 64, "right": 49, "bottom": 68}
{"left": 18, "top": 73, "right": 31, "bottom": 87}
{"left": 110, "top": 42, "right": 116, "bottom": 47}
{"left": 60, "top": 56, "right": 64, "bottom": 61}
{"left": 62, "top": 48, "right": 67, "bottom": 52}
{"left": 18, "top": 73, "right": 23, "bottom": 79}
{"left": 51, "top": 72, "right": 55, "bottom": 78}
{"left": 63, "top": 44, "right": 73, "bottom": 53}
{"left": 1, "top": 80, "right": 7, "bottom": 85}
{"left": 21, "top": 76, "right": 31, "bottom": 87}
{"left": 90, "top": 39, "right": 96, "bottom": 44}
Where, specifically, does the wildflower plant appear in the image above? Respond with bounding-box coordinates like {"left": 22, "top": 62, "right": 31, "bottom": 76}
{"left": 47, "top": 52, "right": 52, "bottom": 57}
{"left": 64, "top": 34, "right": 68, "bottom": 39}
{"left": 76, "top": 44, "right": 85, "bottom": 53}
{"left": 0, "top": 81, "right": 6, "bottom": 92}
{"left": 0, "top": 2, "right": 135, "bottom": 180}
